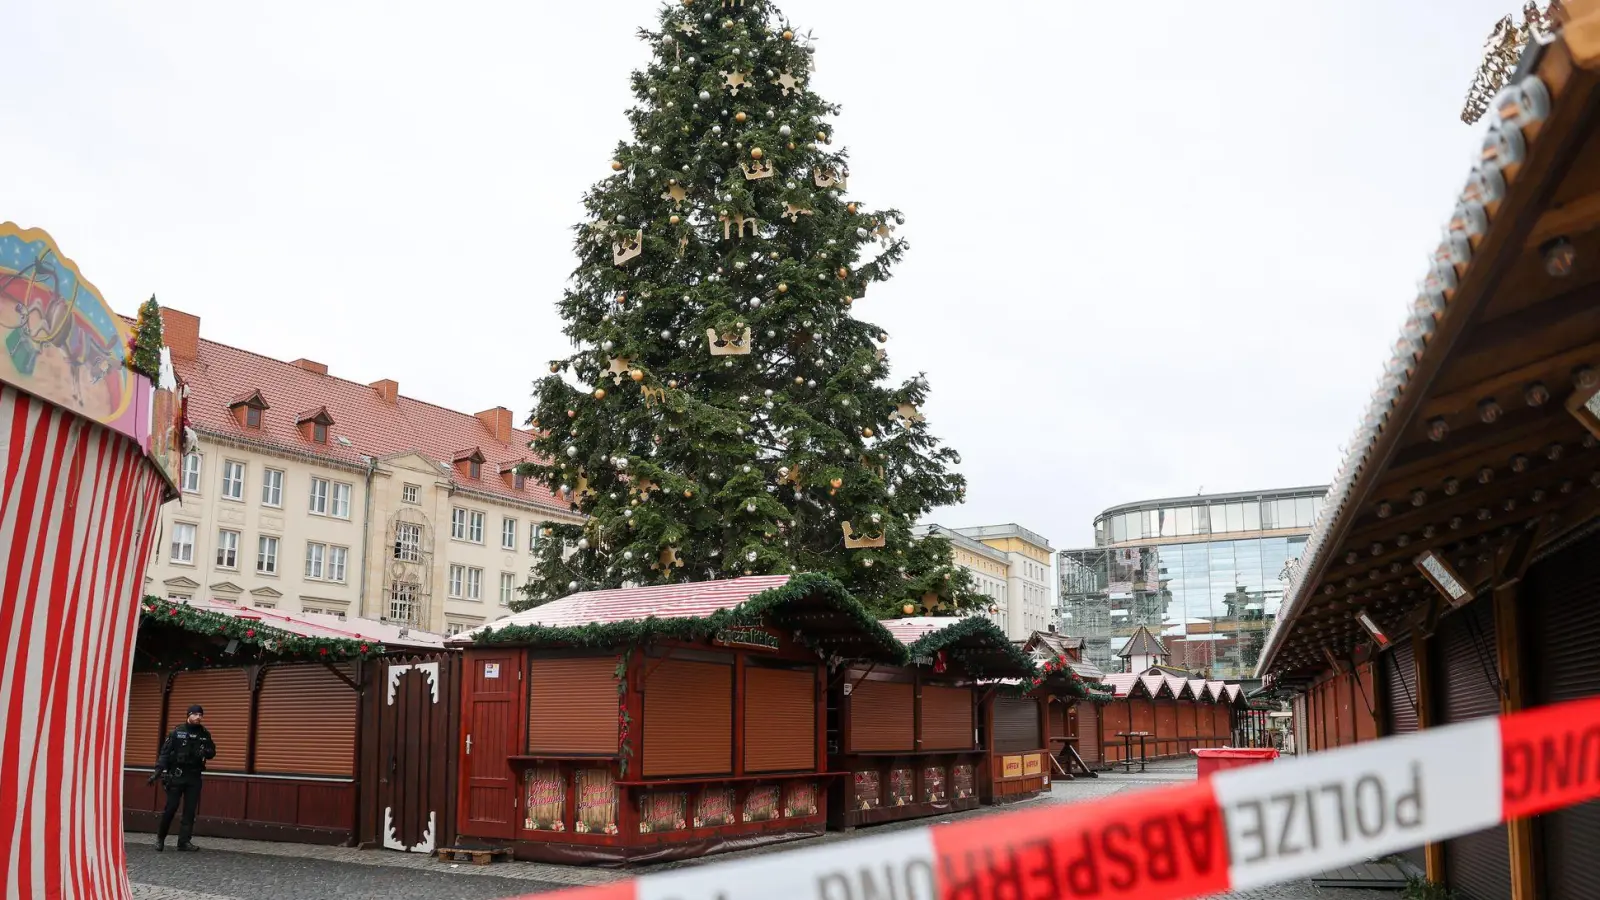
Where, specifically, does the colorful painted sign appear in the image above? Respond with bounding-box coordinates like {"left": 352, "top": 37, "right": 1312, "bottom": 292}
{"left": 523, "top": 768, "right": 566, "bottom": 832}
{"left": 922, "top": 766, "right": 946, "bottom": 803}
{"left": 694, "top": 788, "right": 736, "bottom": 828}
{"left": 1024, "top": 754, "right": 1042, "bottom": 776}
{"left": 853, "top": 770, "right": 881, "bottom": 810}
{"left": 743, "top": 785, "right": 781, "bottom": 822}
{"left": 713, "top": 625, "right": 780, "bottom": 652}
{"left": 1002, "top": 756, "right": 1023, "bottom": 778}
{"left": 638, "top": 791, "right": 688, "bottom": 834}
{"left": 575, "top": 768, "right": 618, "bottom": 835}
{"left": 888, "top": 768, "right": 914, "bottom": 807}
{"left": 952, "top": 763, "right": 975, "bottom": 799}
{"left": 0, "top": 224, "right": 140, "bottom": 439}
{"left": 784, "top": 782, "right": 818, "bottom": 818}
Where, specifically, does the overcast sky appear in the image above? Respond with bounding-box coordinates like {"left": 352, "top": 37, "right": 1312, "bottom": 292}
{"left": 5, "top": 1, "right": 1516, "bottom": 550}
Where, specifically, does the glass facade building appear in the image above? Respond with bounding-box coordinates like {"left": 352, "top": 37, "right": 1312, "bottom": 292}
{"left": 1059, "top": 486, "right": 1328, "bottom": 680}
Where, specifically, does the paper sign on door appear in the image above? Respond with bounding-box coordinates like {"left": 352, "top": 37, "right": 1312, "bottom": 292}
{"left": 485, "top": 663, "right": 501, "bottom": 679}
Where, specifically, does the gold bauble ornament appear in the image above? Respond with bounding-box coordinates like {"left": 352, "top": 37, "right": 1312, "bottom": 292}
{"left": 878, "top": 332, "right": 888, "bottom": 343}
{"left": 794, "top": 376, "right": 804, "bottom": 385}
{"left": 902, "top": 604, "right": 916, "bottom": 615}
{"left": 862, "top": 427, "right": 874, "bottom": 438}
{"left": 847, "top": 202, "right": 858, "bottom": 214}
{"left": 670, "top": 214, "right": 681, "bottom": 225}
{"left": 787, "top": 142, "right": 796, "bottom": 150}
{"left": 550, "top": 363, "right": 561, "bottom": 373}
{"left": 683, "top": 489, "right": 694, "bottom": 498}
{"left": 668, "top": 379, "right": 679, "bottom": 388}
{"left": 777, "top": 282, "right": 788, "bottom": 293}
{"left": 630, "top": 369, "right": 644, "bottom": 382}
{"left": 735, "top": 111, "right": 748, "bottom": 123}
{"left": 611, "top": 160, "right": 624, "bottom": 171}
{"left": 782, "top": 29, "right": 794, "bottom": 41}
{"left": 837, "top": 267, "right": 849, "bottom": 279}
{"left": 830, "top": 477, "right": 843, "bottom": 489}
{"left": 750, "top": 147, "right": 764, "bottom": 160}
{"left": 842, "top": 297, "right": 853, "bottom": 307}
{"left": 593, "top": 388, "right": 607, "bottom": 400}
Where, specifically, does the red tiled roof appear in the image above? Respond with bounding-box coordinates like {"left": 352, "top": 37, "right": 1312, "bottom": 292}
{"left": 455, "top": 576, "right": 793, "bottom": 635}
{"left": 170, "top": 325, "right": 568, "bottom": 514}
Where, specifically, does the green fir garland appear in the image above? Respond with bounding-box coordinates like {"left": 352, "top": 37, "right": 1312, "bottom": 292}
{"left": 903, "top": 616, "right": 1038, "bottom": 680}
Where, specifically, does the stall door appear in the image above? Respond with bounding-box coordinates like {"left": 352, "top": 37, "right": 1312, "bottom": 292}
{"left": 1436, "top": 599, "right": 1511, "bottom": 900}
{"left": 380, "top": 657, "right": 453, "bottom": 853}
{"left": 459, "top": 652, "right": 520, "bottom": 840}
{"left": 1527, "top": 531, "right": 1600, "bottom": 899}
{"left": 1077, "top": 701, "right": 1099, "bottom": 765}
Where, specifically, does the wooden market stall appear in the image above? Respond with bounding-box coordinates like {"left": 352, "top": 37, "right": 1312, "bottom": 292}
{"left": 1020, "top": 631, "right": 1108, "bottom": 770}
{"left": 1096, "top": 669, "right": 1242, "bottom": 764}
{"left": 826, "top": 617, "right": 1037, "bottom": 828}
{"left": 448, "top": 574, "right": 904, "bottom": 865}
{"left": 123, "top": 598, "right": 456, "bottom": 853}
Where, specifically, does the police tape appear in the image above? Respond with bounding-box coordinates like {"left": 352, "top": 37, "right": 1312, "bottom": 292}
{"left": 513, "top": 695, "right": 1600, "bottom": 900}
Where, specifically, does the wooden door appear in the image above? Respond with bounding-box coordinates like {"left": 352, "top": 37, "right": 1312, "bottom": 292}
{"left": 379, "top": 658, "right": 451, "bottom": 853}
{"left": 459, "top": 651, "right": 520, "bottom": 840}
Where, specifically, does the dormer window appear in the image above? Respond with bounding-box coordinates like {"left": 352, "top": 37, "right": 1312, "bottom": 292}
{"left": 501, "top": 461, "right": 528, "bottom": 490}
{"left": 228, "top": 390, "right": 269, "bottom": 430}
{"left": 295, "top": 406, "right": 335, "bottom": 444}
{"left": 469, "top": 459, "right": 482, "bottom": 480}
{"left": 453, "top": 447, "right": 486, "bottom": 481}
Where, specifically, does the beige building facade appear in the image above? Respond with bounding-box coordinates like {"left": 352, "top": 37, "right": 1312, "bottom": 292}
{"left": 919, "top": 523, "right": 1057, "bottom": 640}
{"left": 142, "top": 309, "right": 581, "bottom": 636}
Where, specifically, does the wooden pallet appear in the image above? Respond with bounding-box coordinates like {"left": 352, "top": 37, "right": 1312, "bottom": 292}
{"left": 435, "top": 846, "right": 512, "bottom": 866}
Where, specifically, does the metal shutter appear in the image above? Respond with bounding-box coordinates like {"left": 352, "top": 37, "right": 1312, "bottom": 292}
{"left": 1438, "top": 598, "right": 1511, "bottom": 900}
{"left": 1077, "top": 701, "right": 1100, "bottom": 763}
{"left": 642, "top": 659, "right": 732, "bottom": 777}
{"left": 1383, "top": 636, "right": 1419, "bottom": 736}
{"left": 124, "top": 673, "right": 165, "bottom": 767}
{"left": 168, "top": 669, "right": 249, "bottom": 772}
{"left": 848, "top": 678, "right": 914, "bottom": 752}
{"left": 1154, "top": 700, "right": 1178, "bottom": 755}
{"left": 256, "top": 664, "right": 357, "bottom": 776}
{"left": 1526, "top": 530, "right": 1600, "bottom": 900}
{"left": 991, "top": 696, "right": 1040, "bottom": 753}
{"left": 921, "top": 685, "right": 974, "bottom": 750}
{"left": 529, "top": 656, "right": 618, "bottom": 755}
{"left": 744, "top": 665, "right": 815, "bottom": 772}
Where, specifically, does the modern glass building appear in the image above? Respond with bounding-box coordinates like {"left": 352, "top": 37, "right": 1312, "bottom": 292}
{"left": 1058, "top": 486, "right": 1328, "bottom": 680}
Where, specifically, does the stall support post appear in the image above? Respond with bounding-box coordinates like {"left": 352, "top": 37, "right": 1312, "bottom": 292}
{"left": 1413, "top": 628, "right": 1445, "bottom": 882}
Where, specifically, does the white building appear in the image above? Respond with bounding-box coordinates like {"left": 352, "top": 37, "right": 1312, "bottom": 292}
{"left": 919, "top": 523, "right": 1056, "bottom": 640}
{"left": 142, "top": 308, "right": 582, "bottom": 636}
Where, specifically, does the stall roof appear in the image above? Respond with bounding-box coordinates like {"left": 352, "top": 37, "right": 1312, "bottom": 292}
{"left": 884, "top": 616, "right": 1039, "bottom": 679}
{"left": 456, "top": 573, "right": 905, "bottom": 663}
{"left": 169, "top": 598, "right": 445, "bottom": 649}
{"left": 1259, "top": 23, "right": 1600, "bottom": 678}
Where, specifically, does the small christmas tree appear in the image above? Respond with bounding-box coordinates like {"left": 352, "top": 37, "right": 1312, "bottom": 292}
{"left": 128, "top": 295, "right": 163, "bottom": 381}
{"left": 1461, "top": 2, "right": 1563, "bottom": 125}
{"left": 522, "top": 0, "right": 975, "bottom": 617}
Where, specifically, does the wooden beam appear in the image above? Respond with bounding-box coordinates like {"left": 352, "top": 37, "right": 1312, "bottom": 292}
{"left": 1423, "top": 338, "right": 1600, "bottom": 419}
{"left": 1494, "top": 578, "right": 1538, "bottom": 900}
{"left": 1413, "top": 630, "right": 1446, "bottom": 883}
{"left": 1449, "top": 278, "right": 1600, "bottom": 366}
{"left": 1525, "top": 187, "right": 1600, "bottom": 249}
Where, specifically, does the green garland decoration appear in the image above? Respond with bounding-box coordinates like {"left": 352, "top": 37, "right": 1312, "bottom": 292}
{"left": 614, "top": 650, "right": 635, "bottom": 778}
{"left": 474, "top": 572, "right": 905, "bottom": 663}
{"left": 903, "top": 616, "right": 1039, "bottom": 680}
{"left": 140, "top": 596, "right": 386, "bottom": 663}
{"left": 128, "top": 295, "right": 164, "bottom": 381}
{"left": 993, "top": 653, "right": 1115, "bottom": 703}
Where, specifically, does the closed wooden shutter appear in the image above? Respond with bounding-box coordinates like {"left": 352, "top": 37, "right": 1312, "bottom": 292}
{"left": 256, "top": 664, "right": 357, "bottom": 777}
{"left": 1131, "top": 698, "right": 1154, "bottom": 736}
{"left": 1354, "top": 663, "right": 1377, "bottom": 743}
{"left": 643, "top": 659, "right": 732, "bottom": 777}
{"left": 124, "top": 673, "right": 164, "bottom": 767}
{"left": 848, "top": 678, "right": 913, "bottom": 752}
{"left": 1078, "top": 701, "right": 1100, "bottom": 763}
{"left": 1154, "top": 700, "right": 1177, "bottom": 753}
{"left": 529, "top": 656, "right": 618, "bottom": 755}
{"left": 1382, "top": 637, "right": 1419, "bottom": 736}
{"left": 1526, "top": 531, "right": 1600, "bottom": 900}
{"left": 1438, "top": 598, "right": 1511, "bottom": 900}
{"left": 920, "top": 685, "right": 973, "bottom": 750}
{"left": 744, "top": 665, "right": 815, "bottom": 772}
{"left": 991, "top": 696, "right": 1040, "bottom": 752}
{"left": 168, "top": 669, "right": 249, "bottom": 772}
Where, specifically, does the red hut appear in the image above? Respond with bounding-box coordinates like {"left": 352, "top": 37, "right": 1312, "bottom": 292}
{"left": 827, "top": 616, "right": 1037, "bottom": 828}
{"left": 446, "top": 574, "right": 903, "bottom": 865}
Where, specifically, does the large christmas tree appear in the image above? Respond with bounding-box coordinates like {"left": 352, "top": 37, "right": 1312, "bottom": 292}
{"left": 522, "top": 0, "right": 976, "bottom": 618}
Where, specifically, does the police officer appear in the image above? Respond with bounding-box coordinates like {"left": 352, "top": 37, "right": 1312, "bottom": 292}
{"left": 151, "top": 704, "right": 216, "bottom": 851}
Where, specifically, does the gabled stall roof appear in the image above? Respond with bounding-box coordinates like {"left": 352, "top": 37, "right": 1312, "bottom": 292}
{"left": 883, "top": 616, "right": 1038, "bottom": 679}
{"left": 1260, "top": 19, "right": 1600, "bottom": 678}
{"left": 457, "top": 573, "right": 905, "bottom": 663}
{"left": 1118, "top": 625, "right": 1168, "bottom": 658}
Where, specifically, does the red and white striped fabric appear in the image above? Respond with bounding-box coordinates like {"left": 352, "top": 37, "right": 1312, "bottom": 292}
{"left": 1, "top": 385, "right": 169, "bottom": 900}
{"left": 515, "top": 695, "right": 1600, "bottom": 900}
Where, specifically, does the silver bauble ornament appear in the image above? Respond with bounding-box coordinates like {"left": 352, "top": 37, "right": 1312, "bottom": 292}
{"left": 577, "top": 538, "right": 590, "bottom": 549}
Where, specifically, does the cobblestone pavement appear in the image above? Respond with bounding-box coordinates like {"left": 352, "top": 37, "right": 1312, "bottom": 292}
{"left": 127, "top": 759, "right": 1398, "bottom": 899}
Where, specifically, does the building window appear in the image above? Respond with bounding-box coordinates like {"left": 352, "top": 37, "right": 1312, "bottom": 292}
{"left": 402, "top": 483, "right": 419, "bottom": 504}
{"left": 452, "top": 508, "right": 484, "bottom": 543}
{"left": 331, "top": 482, "right": 352, "bottom": 518}
{"left": 245, "top": 406, "right": 262, "bottom": 429}
{"left": 170, "top": 523, "right": 196, "bottom": 564}
{"left": 468, "top": 459, "right": 482, "bottom": 480}
{"left": 449, "top": 565, "right": 465, "bottom": 598}
{"left": 466, "top": 567, "right": 482, "bottom": 600}
{"left": 513, "top": 472, "right": 526, "bottom": 490}
{"left": 312, "top": 422, "right": 328, "bottom": 443}
{"left": 327, "top": 546, "right": 347, "bottom": 583}
{"left": 502, "top": 517, "right": 517, "bottom": 550}
{"left": 254, "top": 601, "right": 275, "bottom": 610}
{"left": 309, "top": 478, "right": 329, "bottom": 515}
{"left": 449, "top": 565, "right": 483, "bottom": 600}
{"left": 451, "top": 508, "right": 467, "bottom": 540}
{"left": 389, "top": 583, "right": 419, "bottom": 625}
{"left": 257, "top": 536, "right": 279, "bottom": 574}
{"left": 305, "top": 542, "right": 325, "bottom": 579}
{"left": 216, "top": 529, "right": 239, "bottom": 569}
{"left": 500, "top": 572, "right": 516, "bottom": 605}
{"left": 446, "top": 621, "right": 469, "bottom": 637}
{"left": 167, "top": 592, "right": 192, "bottom": 602}
{"left": 221, "top": 460, "right": 245, "bottom": 500}
{"left": 181, "top": 453, "right": 202, "bottom": 493}
{"left": 529, "top": 523, "right": 542, "bottom": 553}
{"left": 261, "top": 468, "right": 283, "bottom": 507}
{"left": 469, "top": 510, "right": 484, "bottom": 543}
{"left": 394, "top": 523, "right": 422, "bottom": 562}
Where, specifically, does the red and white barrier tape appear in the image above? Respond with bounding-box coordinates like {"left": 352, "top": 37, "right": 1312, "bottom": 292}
{"left": 517, "top": 696, "right": 1600, "bottom": 900}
